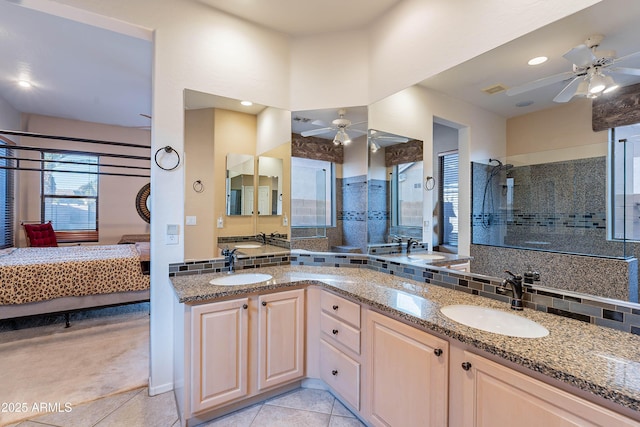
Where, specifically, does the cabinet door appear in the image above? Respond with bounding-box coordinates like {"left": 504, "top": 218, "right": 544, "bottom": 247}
{"left": 366, "top": 310, "right": 448, "bottom": 427}
{"left": 191, "top": 298, "right": 249, "bottom": 413}
{"left": 456, "top": 350, "right": 640, "bottom": 427}
{"left": 257, "top": 289, "right": 305, "bottom": 390}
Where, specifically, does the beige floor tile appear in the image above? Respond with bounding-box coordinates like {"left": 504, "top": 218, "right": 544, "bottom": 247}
{"left": 250, "top": 405, "right": 330, "bottom": 427}
{"left": 94, "top": 389, "right": 178, "bottom": 427}
{"left": 329, "top": 415, "right": 366, "bottom": 427}
{"left": 264, "top": 388, "right": 334, "bottom": 414}
{"left": 331, "top": 399, "right": 355, "bottom": 418}
{"left": 25, "top": 388, "right": 143, "bottom": 427}
{"left": 197, "top": 403, "right": 261, "bottom": 426}
{"left": 4, "top": 421, "right": 59, "bottom": 427}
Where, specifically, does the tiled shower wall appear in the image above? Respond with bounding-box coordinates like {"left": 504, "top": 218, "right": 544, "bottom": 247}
{"left": 472, "top": 157, "right": 626, "bottom": 257}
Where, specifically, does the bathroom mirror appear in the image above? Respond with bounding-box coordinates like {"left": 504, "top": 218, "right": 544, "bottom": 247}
{"left": 226, "top": 153, "right": 255, "bottom": 216}
{"left": 257, "top": 156, "right": 283, "bottom": 216}
{"left": 184, "top": 89, "right": 291, "bottom": 261}
{"left": 367, "top": 129, "right": 423, "bottom": 246}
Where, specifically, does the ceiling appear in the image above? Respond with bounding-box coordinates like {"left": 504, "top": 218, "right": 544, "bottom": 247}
{"left": 0, "top": 1, "right": 152, "bottom": 129}
{"left": 197, "top": 0, "right": 403, "bottom": 36}
{"left": 419, "top": 0, "right": 640, "bottom": 118}
{"left": 3, "top": 0, "right": 640, "bottom": 133}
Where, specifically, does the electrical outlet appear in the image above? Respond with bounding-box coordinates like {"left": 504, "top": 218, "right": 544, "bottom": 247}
{"left": 166, "top": 234, "right": 179, "bottom": 245}
{"left": 283, "top": 215, "right": 288, "bottom": 226}
{"left": 217, "top": 216, "right": 224, "bottom": 228}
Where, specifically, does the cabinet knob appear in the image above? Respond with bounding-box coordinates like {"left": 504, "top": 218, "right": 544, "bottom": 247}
{"left": 461, "top": 362, "right": 472, "bottom": 371}
{"left": 331, "top": 370, "right": 338, "bottom": 376}
{"left": 434, "top": 348, "right": 443, "bottom": 357}
{"left": 242, "top": 304, "right": 248, "bottom": 309}
{"left": 262, "top": 301, "right": 267, "bottom": 306}
{"left": 332, "top": 329, "right": 339, "bottom": 335}
{"left": 332, "top": 305, "right": 339, "bottom": 310}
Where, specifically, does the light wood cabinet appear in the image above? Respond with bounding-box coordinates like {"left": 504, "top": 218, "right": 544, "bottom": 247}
{"left": 188, "top": 289, "right": 305, "bottom": 415}
{"left": 257, "top": 289, "right": 305, "bottom": 391}
{"left": 365, "top": 310, "right": 449, "bottom": 427}
{"left": 451, "top": 346, "right": 640, "bottom": 427}
{"left": 190, "top": 297, "right": 249, "bottom": 413}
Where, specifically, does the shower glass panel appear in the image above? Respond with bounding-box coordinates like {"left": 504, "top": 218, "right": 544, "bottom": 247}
{"left": 291, "top": 157, "right": 329, "bottom": 237}
{"left": 471, "top": 153, "right": 626, "bottom": 258}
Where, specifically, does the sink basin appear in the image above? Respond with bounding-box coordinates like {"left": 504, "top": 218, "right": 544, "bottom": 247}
{"left": 440, "top": 304, "right": 549, "bottom": 338}
{"left": 209, "top": 273, "right": 273, "bottom": 286}
{"left": 234, "top": 244, "right": 262, "bottom": 249}
{"left": 408, "top": 253, "right": 446, "bottom": 261}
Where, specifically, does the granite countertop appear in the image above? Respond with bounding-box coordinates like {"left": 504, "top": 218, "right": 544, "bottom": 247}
{"left": 170, "top": 265, "right": 640, "bottom": 414}
{"left": 372, "top": 251, "right": 472, "bottom": 267}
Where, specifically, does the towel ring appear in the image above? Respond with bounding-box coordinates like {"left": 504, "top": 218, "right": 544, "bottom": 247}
{"left": 193, "top": 180, "right": 204, "bottom": 193}
{"left": 425, "top": 176, "right": 436, "bottom": 191}
{"left": 154, "top": 146, "right": 180, "bottom": 171}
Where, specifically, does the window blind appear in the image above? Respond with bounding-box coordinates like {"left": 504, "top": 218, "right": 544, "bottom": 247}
{"left": 0, "top": 143, "right": 14, "bottom": 248}
{"left": 439, "top": 151, "right": 459, "bottom": 246}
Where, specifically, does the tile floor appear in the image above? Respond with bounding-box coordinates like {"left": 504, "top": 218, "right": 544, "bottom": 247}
{"left": 7, "top": 387, "right": 365, "bottom": 427}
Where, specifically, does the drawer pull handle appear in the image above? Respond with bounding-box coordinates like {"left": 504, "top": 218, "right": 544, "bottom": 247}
{"left": 331, "top": 370, "right": 338, "bottom": 376}
{"left": 332, "top": 329, "right": 339, "bottom": 335}
{"left": 262, "top": 301, "right": 267, "bottom": 306}
{"left": 332, "top": 305, "right": 339, "bottom": 310}
{"left": 461, "top": 362, "right": 472, "bottom": 371}
{"left": 434, "top": 348, "right": 443, "bottom": 357}
{"left": 242, "top": 304, "right": 248, "bottom": 309}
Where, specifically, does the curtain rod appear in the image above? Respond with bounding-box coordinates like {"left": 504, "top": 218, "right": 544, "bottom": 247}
{"left": 0, "top": 129, "right": 150, "bottom": 150}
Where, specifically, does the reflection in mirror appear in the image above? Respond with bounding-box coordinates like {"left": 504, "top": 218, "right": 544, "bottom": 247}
{"left": 257, "top": 156, "right": 283, "bottom": 215}
{"left": 226, "top": 154, "right": 255, "bottom": 216}
{"left": 367, "top": 130, "right": 423, "bottom": 246}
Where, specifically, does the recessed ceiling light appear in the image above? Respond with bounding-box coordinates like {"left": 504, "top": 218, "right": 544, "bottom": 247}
{"left": 527, "top": 56, "right": 548, "bottom": 66}
{"left": 240, "top": 100, "right": 253, "bottom": 106}
{"left": 18, "top": 80, "right": 32, "bottom": 88}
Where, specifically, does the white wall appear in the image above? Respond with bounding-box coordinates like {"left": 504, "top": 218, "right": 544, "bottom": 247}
{"left": 0, "top": 95, "right": 20, "bottom": 134}
{"left": 30, "top": 0, "right": 603, "bottom": 393}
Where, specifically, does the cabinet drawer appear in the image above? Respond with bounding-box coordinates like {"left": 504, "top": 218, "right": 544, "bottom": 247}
{"left": 320, "top": 339, "right": 360, "bottom": 410}
{"left": 321, "top": 291, "right": 360, "bottom": 328}
{"left": 320, "top": 311, "right": 360, "bottom": 355}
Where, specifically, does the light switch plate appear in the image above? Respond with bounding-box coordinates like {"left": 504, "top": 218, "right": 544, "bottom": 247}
{"left": 186, "top": 216, "right": 197, "bottom": 226}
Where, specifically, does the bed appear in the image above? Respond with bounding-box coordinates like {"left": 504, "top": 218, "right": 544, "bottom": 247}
{"left": 0, "top": 245, "right": 150, "bottom": 325}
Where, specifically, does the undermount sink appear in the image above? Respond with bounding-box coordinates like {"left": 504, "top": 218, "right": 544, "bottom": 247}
{"left": 209, "top": 273, "right": 273, "bottom": 286}
{"left": 408, "top": 253, "right": 446, "bottom": 261}
{"left": 234, "top": 244, "right": 262, "bottom": 249}
{"left": 440, "top": 304, "right": 549, "bottom": 338}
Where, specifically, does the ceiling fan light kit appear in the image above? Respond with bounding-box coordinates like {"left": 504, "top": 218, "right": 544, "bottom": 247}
{"left": 507, "top": 34, "right": 639, "bottom": 103}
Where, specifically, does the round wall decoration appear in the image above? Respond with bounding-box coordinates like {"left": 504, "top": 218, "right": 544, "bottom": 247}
{"left": 136, "top": 183, "right": 151, "bottom": 223}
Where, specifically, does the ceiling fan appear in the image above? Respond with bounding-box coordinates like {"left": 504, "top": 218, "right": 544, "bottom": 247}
{"left": 506, "top": 34, "right": 640, "bottom": 103}
{"left": 300, "top": 108, "right": 366, "bottom": 144}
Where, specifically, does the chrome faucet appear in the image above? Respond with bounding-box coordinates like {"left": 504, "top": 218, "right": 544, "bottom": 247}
{"left": 406, "top": 238, "right": 420, "bottom": 254}
{"left": 390, "top": 235, "right": 403, "bottom": 251}
{"left": 221, "top": 248, "right": 238, "bottom": 273}
{"left": 500, "top": 270, "right": 524, "bottom": 310}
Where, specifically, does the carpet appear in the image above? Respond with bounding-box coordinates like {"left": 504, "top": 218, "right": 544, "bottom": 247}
{"left": 0, "top": 304, "right": 149, "bottom": 426}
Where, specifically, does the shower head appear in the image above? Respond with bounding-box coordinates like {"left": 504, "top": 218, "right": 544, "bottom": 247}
{"left": 489, "top": 158, "right": 503, "bottom": 167}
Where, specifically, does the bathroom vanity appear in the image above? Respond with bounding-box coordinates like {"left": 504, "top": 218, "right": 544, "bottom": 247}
{"left": 171, "top": 265, "right": 640, "bottom": 426}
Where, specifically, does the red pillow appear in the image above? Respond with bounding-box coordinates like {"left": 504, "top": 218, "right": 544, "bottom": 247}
{"left": 24, "top": 222, "right": 58, "bottom": 247}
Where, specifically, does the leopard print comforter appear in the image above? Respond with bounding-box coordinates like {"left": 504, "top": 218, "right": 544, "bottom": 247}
{"left": 0, "top": 245, "right": 150, "bottom": 305}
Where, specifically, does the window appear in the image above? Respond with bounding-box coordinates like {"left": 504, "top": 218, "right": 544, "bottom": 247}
{"left": 42, "top": 152, "right": 98, "bottom": 242}
{"left": 290, "top": 157, "right": 334, "bottom": 228}
{"left": 0, "top": 141, "right": 14, "bottom": 249}
{"left": 392, "top": 161, "right": 423, "bottom": 227}
{"left": 439, "top": 151, "right": 459, "bottom": 246}
{"left": 611, "top": 123, "right": 640, "bottom": 241}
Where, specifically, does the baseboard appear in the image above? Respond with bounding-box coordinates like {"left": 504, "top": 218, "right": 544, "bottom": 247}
{"left": 301, "top": 378, "right": 328, "bottom": 390}
{"left": 148, "top": 379, "right": 174, "bottom": 396}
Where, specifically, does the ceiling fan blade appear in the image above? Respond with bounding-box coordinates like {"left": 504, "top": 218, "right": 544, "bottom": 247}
{"left": 609, "top": 66, "right": 640, "bottom": 77}
{"left": 375, "top": 136, "right": 409, "bottom": 143}
{"left": 348, "top": 128, "right": 368, "bottom": 135}
{"left": 563, "top": 44, "right": 596, "bottom": 67}
{"left": 348, "top": 121, "right": 368, "bottom": 128}
{"left": 553, "top": 76, "right": 582, "bottom": 103}
{"left": 301, "top": 127, "right": 333, "bottom": 137}
{"left": 506, "top": 71, "right": 574, "bottom": 96}
{"left": 310, "top": 119, "right": 328, "bottom": 126}
{"left": 611, "top": 50, "right": 640, "bottom": 65}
